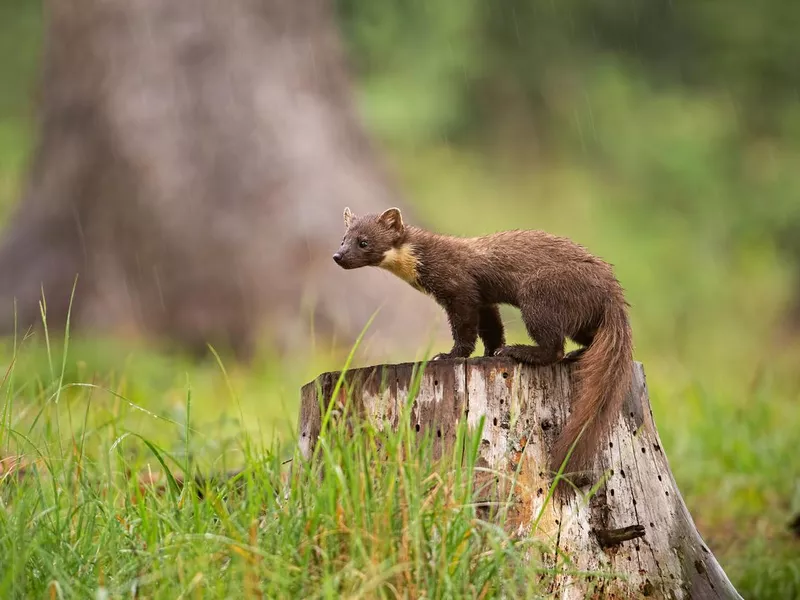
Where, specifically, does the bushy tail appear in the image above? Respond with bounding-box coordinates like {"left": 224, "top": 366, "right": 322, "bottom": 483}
{"left": 551, "top": 300, "right": 633, "bottom": 476}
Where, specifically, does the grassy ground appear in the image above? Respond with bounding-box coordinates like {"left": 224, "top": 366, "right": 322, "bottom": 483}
{"left": 2, "top": 338, "right": 571, "bottom": 598}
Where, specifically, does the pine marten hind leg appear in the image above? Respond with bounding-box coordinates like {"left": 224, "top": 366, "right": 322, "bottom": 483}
{"left": 494, "top": 322, "right": 565, "bottom": 366}
{"left": 563, "top": 327, "right": 596, "bottom": 363}
{"left": 478, "top": 305, "right": 505, "bottom": 356}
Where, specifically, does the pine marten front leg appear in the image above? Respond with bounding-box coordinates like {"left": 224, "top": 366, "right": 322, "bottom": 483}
{"left": 478, "top": 305, "right": 505, "bottom": 356}
{"left": 432, "top": 300, "right": 480, "bottom": 360}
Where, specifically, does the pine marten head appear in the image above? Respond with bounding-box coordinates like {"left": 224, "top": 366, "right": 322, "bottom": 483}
{"left": 333, "top": 207, "right": 418, "bottom": 284}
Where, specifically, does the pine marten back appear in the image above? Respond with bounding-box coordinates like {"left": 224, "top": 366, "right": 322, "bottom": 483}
{"left": 333, "top": 207, "right": 634, "bottom": 484}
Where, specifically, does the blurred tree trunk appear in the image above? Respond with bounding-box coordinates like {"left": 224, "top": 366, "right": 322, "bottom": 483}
{"left": 0, "top": 0, "right": 442, "bottom": 360}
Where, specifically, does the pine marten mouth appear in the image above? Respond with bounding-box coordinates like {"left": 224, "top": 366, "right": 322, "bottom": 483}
{"left": 335, "top": 261, "right": 360, "bottom": 270}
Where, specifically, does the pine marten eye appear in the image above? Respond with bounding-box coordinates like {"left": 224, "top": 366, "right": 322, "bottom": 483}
{"left": 359, "top": 240, "right": 368, "bottom": 248}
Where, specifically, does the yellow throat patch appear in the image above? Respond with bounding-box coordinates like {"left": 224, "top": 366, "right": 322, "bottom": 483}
{"left": 379, "top": 245, "right": 422, "bottom": 290}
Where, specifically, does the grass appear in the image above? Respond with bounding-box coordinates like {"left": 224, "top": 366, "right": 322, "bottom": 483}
{"left": 0, "top": 320, "right": 587, "bottom": 599}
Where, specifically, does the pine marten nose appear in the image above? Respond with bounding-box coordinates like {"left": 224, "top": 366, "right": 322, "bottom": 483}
{"left": 333, "top": 253, "right": 343, "bottom": 264}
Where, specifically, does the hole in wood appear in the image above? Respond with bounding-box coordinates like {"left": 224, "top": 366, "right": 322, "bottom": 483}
{"left": 434, "top": 380, "right": 438, "bottom": 386}
{"left": 499, "top": 399, "right": 504, "bottom": 405}
{"left": 694, "top": 559, "right": 706, "bottom": 575}
{"left": 629, "top": 411, "right": 634, "bottom": 417}
{"left": 621, "top": 469, "right": 626, "bottom": 478}
{"left": 609, "top": 441, "right": 614, "bottom": 448}
{"left": 665, "top": 490, "right": 670, "bottom": 497}
{"left": 493, "top": 417, "right": 498, "bottom": 426}
{"left": 541, "top": 420, "right": 552, "bottom": 431}
{"left": 415, "top": 423, "right": 420, "bottom": 432}
{"left": 610, "top": 489, "right": 615, "bottom": 497}
{"left": 437, "top": 429, "right": 441, "bottom": 438}
{"left": 657, "top": 475, "right": 662, "bottom": 482}
{"left": 502, "top": 371, "right": 509, "bottom": 379}
{"left": 610, "top": 469, "right": 615, "bottom": 476}
{"left": 649, "top": 522, "right": 654, "bottom": 528}
{"left": 653, "top": 444, "right": 661, "bottom": 451}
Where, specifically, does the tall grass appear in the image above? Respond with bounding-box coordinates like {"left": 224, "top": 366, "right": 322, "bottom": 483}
{"left": 0, "top": 313, "right": 594, "bottom": 599}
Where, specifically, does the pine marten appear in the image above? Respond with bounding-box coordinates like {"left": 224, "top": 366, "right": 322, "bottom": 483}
{"left": 333, "top": 207, "right": 633, "bottom": 478}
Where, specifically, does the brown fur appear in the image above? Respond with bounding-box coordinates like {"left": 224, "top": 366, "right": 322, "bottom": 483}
{"left": 333, "top": 208, "right": 634, "bottom": 483}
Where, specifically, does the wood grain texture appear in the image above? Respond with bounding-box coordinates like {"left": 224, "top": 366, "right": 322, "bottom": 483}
{"left": 299, "top": 357, "right": 742, "bottom": 600}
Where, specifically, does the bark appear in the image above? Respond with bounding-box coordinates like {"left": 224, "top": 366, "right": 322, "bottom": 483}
{"left": 299, "top": 357, "right": 743, "bottom": 600}
{"left": 0, "top": 0, "right": 442, "bottom": 360}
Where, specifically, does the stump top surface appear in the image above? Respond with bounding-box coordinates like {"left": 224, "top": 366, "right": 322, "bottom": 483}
{"left": 301, "top": 356, "right": 645, "bottom": 390}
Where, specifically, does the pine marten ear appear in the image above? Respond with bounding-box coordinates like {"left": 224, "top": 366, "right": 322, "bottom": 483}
{"left": 343, "top": 207, "right": 355, "bottom": 229}
{"left": 378, "top": 207, "right": 404, "bottom": 233}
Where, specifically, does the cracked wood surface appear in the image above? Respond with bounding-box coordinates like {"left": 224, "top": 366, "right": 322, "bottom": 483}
{"left": 299, "top": 357, "right": 742, "bottom": 599}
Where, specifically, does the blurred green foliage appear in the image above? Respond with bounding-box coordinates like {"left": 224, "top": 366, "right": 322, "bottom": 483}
{"left": 338, "top": 0, "right": 800, "bottom": 140}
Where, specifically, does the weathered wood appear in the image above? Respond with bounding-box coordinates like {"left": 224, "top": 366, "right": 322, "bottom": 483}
{"left": 299, "top": 357, "right": 742, "bottom": 600}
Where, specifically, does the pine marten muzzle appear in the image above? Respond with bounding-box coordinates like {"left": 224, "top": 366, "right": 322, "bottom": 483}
{"left": 333, "top": 207, "right": 634, "bottom": 479}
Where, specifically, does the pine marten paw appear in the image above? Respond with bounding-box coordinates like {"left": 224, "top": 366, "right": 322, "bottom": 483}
{"left": 493, "top": 346, "right": 519, "bottom": 359}
{"left": 493, "top": 345, "right": 560, "bottom": 366}
{"left": 431, "top": 351, "right": 471, "bottom": 361}
{"left": 562, "top": 348, "right": 588, "bottom": 363}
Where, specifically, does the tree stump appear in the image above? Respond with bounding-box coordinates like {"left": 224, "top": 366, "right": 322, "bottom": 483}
{"left": 299, "top": 357, "right": 742, "bottom": 600}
